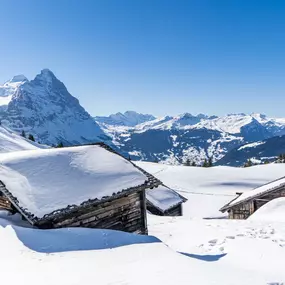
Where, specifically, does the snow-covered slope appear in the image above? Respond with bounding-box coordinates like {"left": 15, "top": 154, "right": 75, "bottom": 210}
{"left": 0, "top": 75, "right": 28, "bottom": 107}
{"left": 100, "top": 112, "right": 285, "bottom": 165}
{"left": 0, "top": 124, "right": 45, "bottom": 153}
{"left": 248, "top": 197, "right": 285, "bottom": 222}
{"left": 0, "top": 69, "right": 106, "bottom": 146}
{"left": 95, "top": 111, "right": 155, "bottom": 127}
{"left": 136, "top": 161, "right": 285, "bottom": 218}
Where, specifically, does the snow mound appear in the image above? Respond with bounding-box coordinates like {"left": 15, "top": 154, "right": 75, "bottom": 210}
{"left": 0, "top": 145, "right": 147, "bottom": 218}
{"left": 248, "top": 197, "right": 285, "bottom": 222}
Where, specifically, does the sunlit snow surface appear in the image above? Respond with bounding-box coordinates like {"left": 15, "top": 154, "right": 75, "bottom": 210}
{"left": 0, "top": 163, "right": 285, "bottom": 284}
{"left": 136, "top": 161, "right": 285, "bottom": 218}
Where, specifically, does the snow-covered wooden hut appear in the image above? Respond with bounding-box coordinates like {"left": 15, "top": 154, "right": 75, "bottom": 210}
{"left": 146, "top": 185, "right": 187, "bottom": 216}
{"left": 0, "top": 144, "right": 163, "bottom": 234}
{"left": 220, "top": 176, "right": 285, "bottom": 219}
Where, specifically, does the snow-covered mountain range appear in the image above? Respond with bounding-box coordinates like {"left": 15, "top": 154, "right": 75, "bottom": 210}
{"left": 0, "top": 69, "right": 107, "bottom": 145}
{"left": 95, "top": 111, "right": 155, "bottom": 127}
{"left": 96, "top": 112, "right": 285, "bottom": 165}
{"left": 1, "top": 69, "right": 284, "bottom": 166}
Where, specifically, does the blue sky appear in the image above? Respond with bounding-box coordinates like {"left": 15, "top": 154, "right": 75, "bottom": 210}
{"left": 1, "top": 0, "right": 285, "bottom": 117}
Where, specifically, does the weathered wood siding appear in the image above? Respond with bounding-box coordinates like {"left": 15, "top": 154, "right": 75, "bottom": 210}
{"left": 0, "top": 196, "right": 12, "bottom": 211}
{"left": 37, "top": 190, "right": 148, "bottom": 234}
{"left": 228, "top": 186, "right": 285, "bottom": 219}
{"left": 165, "top": 204, "right": 182, "bottom": 216}
{"left": 228, "top": 201, "right": 253, "bottom": 219}
{"left": 147, "top": 202, "right": 182, "bottom": 216}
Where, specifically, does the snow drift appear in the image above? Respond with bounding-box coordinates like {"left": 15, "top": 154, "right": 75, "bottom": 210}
{"left": 248, "top": 197, "right": 285, "bottom": 222}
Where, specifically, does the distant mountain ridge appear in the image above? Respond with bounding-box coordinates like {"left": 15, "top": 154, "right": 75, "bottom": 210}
{"left": 96, "top": 112, "right": 285, "bottom": 165}
{"left": 95, "top": 111, "right": 155, "bottom": 127}
{"left": 216, "top": 135, "right": 285, "bottom": 166}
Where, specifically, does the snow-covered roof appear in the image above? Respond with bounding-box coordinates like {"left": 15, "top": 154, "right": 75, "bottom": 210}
{"left": 146, "top": 185, "right": 186, "bottom": 212}
{"left": 0, "top": 145, "right": 148, "bottom": 219}
{"left": 220, "top": 176, "right": 285, "bottom": 211}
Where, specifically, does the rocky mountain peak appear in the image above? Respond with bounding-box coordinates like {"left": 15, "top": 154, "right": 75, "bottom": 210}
{"left": 0, "top": 69, "right": 105, "bottom": 146}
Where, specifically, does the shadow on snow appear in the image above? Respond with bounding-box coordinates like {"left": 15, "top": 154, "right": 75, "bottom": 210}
{"left": 11, "top": 225, "right": 161, "bottom": 253}
{"left": 179, "top": 252, "right": 227, "bottom": 262}
{"left": 209, "top": 181, "right": 263, "bottom": 188}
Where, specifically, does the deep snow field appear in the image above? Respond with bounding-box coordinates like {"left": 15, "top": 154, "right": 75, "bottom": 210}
{"left": 1, "top": 162, "right": 285, "bottom": 284}
{"left": 136, "top": 161, "right": 285, "bottom": 218}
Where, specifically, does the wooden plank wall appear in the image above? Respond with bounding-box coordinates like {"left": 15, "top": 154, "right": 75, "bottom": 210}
{"left": 147, "top": 203, "right": 182, "bottom": 216}
{"left": 229, "top": 201, "right": 252, "bottom": 219}
{"left": 38, "top": 191, "right": 148, "bottom": 234}
{"left": 164, "top": 205, "right": 182, "bottom": 216}
{"left": 0, "top": 196, "right": 12, "bottom": 211}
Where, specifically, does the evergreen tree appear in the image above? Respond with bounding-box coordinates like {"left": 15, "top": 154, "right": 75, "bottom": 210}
{"left": 191, "top": 161, "right": 196, "bottom": 167}
{"left": 276, "top": 154, "right": 285, "bottom": 163}
{"left": 21, "top": 130, "right": 26, "bottom": 138}
{"left": 28, "top": 134, "right": 35, "bottom": 142}
{"left": 244, "top": 159, "right": 253, "bottom": 168}
{"left": 128, "top": 155, "right": 131, "bottom": 161}
{"left": 264, "top": 159, "right": 270, "bottom": 164}
{"left": 184, "top": 159, "right": 191, "bottom": 166}
{"left": 202, "top": 159, "right": 208, "bottom": 167}
{"left": 208, "top": 157, "right": 213, "bottom": 167}
{"left": 57, "top": 142, "right": 64, "bottom": 148}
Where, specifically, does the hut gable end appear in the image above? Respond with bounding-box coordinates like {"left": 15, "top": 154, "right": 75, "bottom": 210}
{"left": 220, "top": 176, "right": 285, "bottom": 219}
{"left": 146, "top": 185, "right": 187, "bottom": 216}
